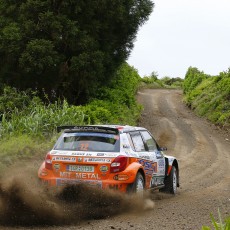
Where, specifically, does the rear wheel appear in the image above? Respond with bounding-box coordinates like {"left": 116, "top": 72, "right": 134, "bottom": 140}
{"left": 161, "top": 166, "right": 177, "bottom": 194}
{"left": 128, "top": 172, "right": 145, "bottom": 198}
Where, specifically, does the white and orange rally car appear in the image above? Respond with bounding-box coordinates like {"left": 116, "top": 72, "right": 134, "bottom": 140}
{"left": 38, "top": 125, "right": 179, "bottom": 195}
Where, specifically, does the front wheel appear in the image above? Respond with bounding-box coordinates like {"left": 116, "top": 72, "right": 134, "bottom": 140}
{"left": 161, "top": 166, "right": 177, "bottom": 194}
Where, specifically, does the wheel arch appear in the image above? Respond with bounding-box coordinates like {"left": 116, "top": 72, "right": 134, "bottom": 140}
{"left": 172, "top": 159, "right": 179, "bottom": 187}
{"left": 126, "top": 167, "right": 146, "bottom": 194}
{"left": 165, "top": 157, "right": 179, "bottom": 187}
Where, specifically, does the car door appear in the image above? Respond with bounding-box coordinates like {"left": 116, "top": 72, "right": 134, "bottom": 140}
{"left": 128, "top": 131, "right": 156, "bottom": 189}
{"left": 140, "top": 131, "right": 166, "bottom": 188}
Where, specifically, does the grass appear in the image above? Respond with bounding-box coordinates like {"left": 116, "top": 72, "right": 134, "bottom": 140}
{"left": 202, "top": 209, "right": 230, "bottom": 230}
{"left": 0, "top": 134, "right": 55, "bottom": 174}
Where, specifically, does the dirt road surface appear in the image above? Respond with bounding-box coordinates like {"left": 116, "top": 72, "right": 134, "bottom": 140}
{"left": 2, "top": 89, "right": 230, "bottom": 230}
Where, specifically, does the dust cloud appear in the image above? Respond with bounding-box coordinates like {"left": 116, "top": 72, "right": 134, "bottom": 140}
{"left": 0, "top": 166, "right": 155, "bottom": 227}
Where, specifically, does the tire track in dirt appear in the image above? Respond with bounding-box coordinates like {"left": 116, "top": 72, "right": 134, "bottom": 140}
{"left": 139, "top": 89, "right": 230, "bottom": 194}
{"left": 136, "top": 89, "right": 230, "bottom": 229}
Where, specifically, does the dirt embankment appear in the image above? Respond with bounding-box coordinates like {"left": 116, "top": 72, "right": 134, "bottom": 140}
{"left": 1, "top": 89, "right": 230, "bottom": 230}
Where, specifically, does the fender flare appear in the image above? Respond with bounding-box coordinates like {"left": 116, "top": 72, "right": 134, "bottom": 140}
{"left": 123, "top": 162, "right": 145, "bottom": 184}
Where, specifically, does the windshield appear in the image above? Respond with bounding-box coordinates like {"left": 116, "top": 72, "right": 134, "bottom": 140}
{"left": 54, "top": 132, "right": 120, "bottom": 152}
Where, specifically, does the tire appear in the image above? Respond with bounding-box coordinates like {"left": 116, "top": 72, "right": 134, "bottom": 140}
{"left": 127, "top": 172, "right": 145, "bottom": 198}
{"left": 161, "top": 166, "right": 177, "bottom": 194}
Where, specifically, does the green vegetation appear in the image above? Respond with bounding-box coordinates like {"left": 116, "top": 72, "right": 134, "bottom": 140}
{"left": 0, "top": 63, "right": 141, "bottom": 138}
{"left": 202, "top": 209, "right": 230, "bottom": 230}
{"left": 160, "top": 76, "right": 184, "bottom": 88}
{"left": 141, "top": 71, "right": 183, "bottom": 89}
{"left": 0, "top": 0, "right": 153, "bottom": 104}
{"left": 0, "top": 135, "right": 53, "bottom": 173}
{"left": 183, "top": 67, "right": 230, "bottom": 127}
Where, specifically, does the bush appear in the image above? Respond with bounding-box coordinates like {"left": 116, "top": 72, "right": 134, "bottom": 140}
{"left": 0, "top": 63, "right": 142, "bottom": 139}
{"left": 141, "top": 75, "right": 183, "bottom": 89}
{"left": 0, "top": 99, "right": 86, "bottom": 138}
{"left": 183, "top": 68, "right": 230, "bottom": 127}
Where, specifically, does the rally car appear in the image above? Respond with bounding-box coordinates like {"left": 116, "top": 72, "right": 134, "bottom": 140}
{"left": 38, "top": 125, "right": 179, "bottom": 195}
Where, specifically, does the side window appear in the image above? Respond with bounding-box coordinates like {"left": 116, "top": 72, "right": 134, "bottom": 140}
{"left": 129, "top": 131, "right": 146, "bottom": 152}
{"left": 126, "top": 133, "right": 135, "bottom": 151}
{"left": 141, "top": 131, "right": 157, "bottom": 151}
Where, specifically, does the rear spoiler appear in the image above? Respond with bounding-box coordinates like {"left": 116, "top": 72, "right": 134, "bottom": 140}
{"left": 57, "top": 125, "right": 119, "bottom": 134}
{"left": 57, "top": 125, "right": 76, "bottom": 133}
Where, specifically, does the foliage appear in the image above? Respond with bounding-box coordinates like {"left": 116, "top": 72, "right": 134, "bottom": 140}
{"left": 0, "top": 97, "right": 86, "bottom": 138}
{"left": 0, "top": 0, "right": 153, "bottom": 104}
{"left": 76, "top": 62, "right": 142, "bottom": 125}
{"left": 183, "top": 67, "right": 209, "bottom": 94}
{"left": 161, "top": 77, "right": 184, "bottom": 88}
{"left": 183, "top": 67, "right": 230, "bottom": 127}
{"left": 150, "top": 71, "right": 158, "bottom": 81}
{"left": 202, "top": 209, "right": 230, "bottom": 230}
{"left": 0, "top": 86, "right": 34, "bottom": 117}
{"left": 141, "top": 75, "right": 183, "bottom": 89}
{"left": 0, "top": 63, "right": 142, "bottom": 138}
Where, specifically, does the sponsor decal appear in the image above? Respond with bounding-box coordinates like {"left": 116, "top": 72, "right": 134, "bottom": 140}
{"left": 84, "top": 158, "right": 111, "bottom": 163}
{"left": 54, "top": 163, "right": 60, "bottom": 170}
{"left": 158, "top": 168, "right": 165, "bottom": 174}
{"left": 139, "top": 159, "right": 157, "bottom": 174}
{"left": 78, "top": 157, "right": 83, "bottom": 162}
{"left": 142, "top": 155, "right": 150, "bottom": 160}
{"left": 52, "top": 156, "right": 76, "bottom": 162}
{"left": 138, "top": 152, "right": 150, "bottom": 160}
{"left": 152, "top": 162, "right": 157, "bottom": 173}
{"left": 74, "top": 126, "right": 99, "bottom": 130}
{"left": 60, "top": 172, "right": 71, "bottom": 178}
{"left": 100, "top": 165, "right": 108, "bottom": 172}
{"left": 71, "top": 152, "right": 85, "bottom": 156}
{"left": 103, "top": 153, "right": 117, "bottom": 157}
{"left": 75, "top": 173, "right": 101, "bottom": 179}
{"left": 158, "top": 159, "right": 165, "bottom": 168}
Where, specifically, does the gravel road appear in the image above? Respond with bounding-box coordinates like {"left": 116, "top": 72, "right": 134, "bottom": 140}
{"left": 1, "top": 89, "right": 230, "bottom": 230}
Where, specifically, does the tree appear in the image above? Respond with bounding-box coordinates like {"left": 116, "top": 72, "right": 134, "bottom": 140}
{"left": 0, "top": 0, "right": 154, "bottom": 104}
{"left": 150, "top": 71, "right": 158, "bottom": 81}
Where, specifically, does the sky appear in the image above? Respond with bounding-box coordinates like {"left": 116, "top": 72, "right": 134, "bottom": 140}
{"left": 127, "top": 0, "right": 230, "bottom": 78}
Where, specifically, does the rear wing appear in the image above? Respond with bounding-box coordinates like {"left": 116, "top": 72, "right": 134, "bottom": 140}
{"left": 57, "top": 125, "right": 119, "bottom": 134}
